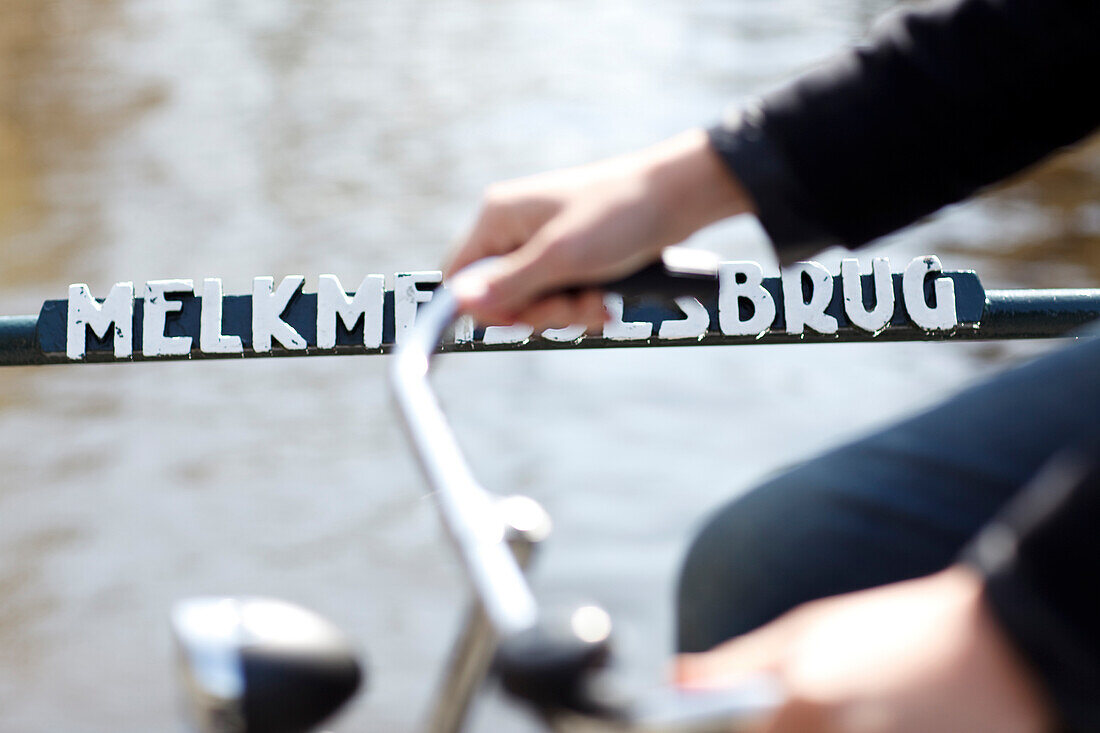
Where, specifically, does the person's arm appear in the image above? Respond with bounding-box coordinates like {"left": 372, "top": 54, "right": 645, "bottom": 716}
{"left": 447, "top": 0, "right": 1100, "bottom": 326}
{"left": 962, "top": 442, "right": 1100, "bottom": 732}
{"left": 673, "top": 442, "right": 1100, "bottom": 733}
{"left": 674, "top": 566, "right": 1056, "bottom": 733}
{"left": 712, "top": 0, "right": 1100, "bottom": 262}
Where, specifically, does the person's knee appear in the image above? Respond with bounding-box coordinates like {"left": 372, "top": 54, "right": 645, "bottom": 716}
{"left": 675, "top": 458, "right": 971, "bottom": 654}
{"left": 676, "top": 482, "right": 803, "bottom": 653}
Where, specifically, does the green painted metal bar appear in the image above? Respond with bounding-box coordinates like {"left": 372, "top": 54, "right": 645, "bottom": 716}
{"left": 2, "top": 287, "right": 1098, "bottom": 367}
{"left": 979, "top": 289, "right": 1100, "bottom": 338}
{"left": 0, "top": 316, "right": 46, "bottom": 366}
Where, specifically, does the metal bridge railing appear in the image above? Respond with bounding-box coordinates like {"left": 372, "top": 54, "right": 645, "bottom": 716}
{"left": 3, "top": 258, "right": 1099, "bottom": 367}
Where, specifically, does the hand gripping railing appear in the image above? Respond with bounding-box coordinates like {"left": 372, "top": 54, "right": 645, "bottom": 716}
{"left": 389, "top": 251, "right": 783, "bottom": 732}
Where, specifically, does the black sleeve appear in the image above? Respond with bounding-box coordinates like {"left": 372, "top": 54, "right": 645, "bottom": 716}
{"left": 962, "top": 442, "right": 1100, "bottom": 732}
{"left": 708, "top": 0, "right": 1100, "bottom": 263}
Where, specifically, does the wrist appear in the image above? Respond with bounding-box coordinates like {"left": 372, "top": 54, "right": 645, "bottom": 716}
{"left": 643, "top": 129, "right": 755, "bottom": 241}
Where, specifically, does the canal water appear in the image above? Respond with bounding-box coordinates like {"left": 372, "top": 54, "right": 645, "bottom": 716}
{"left": 1, "top": 1, "right": 1097, "bottom": 731}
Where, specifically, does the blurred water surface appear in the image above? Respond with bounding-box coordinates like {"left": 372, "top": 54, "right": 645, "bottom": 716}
{"left": 1, "top": 1, "right": 1097, "bottom": 731}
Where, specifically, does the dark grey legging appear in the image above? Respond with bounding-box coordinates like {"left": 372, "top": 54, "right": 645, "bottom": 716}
{"left": 676, "top": 330, "right": 1100, "bottom": 653}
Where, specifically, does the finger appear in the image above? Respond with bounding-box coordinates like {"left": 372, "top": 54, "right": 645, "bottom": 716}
{"left": 674, "top": 624, "right": 792, "bottom": 690}
{"left": 450, "top": 243, "right": 564, "bottom": 323}
{"left": 515, "top": 295, "right": 583, "bottom": 331}
{"left": 511, "top": 290, "right": 608, "bottom": 332}
{"left": 448, "top": 262, "right": 519, "bottom": 325}
{"left": 760, "top": 697, "right": 831, "bottom": 733}
{"left": 575, "top": 289, "right": 609, "bottom": 332}
{"left": 444, "top": 234, "right": 507, "bottom": 282}
{"left": 444, "top": 205, "right": 524, "bottom": 279}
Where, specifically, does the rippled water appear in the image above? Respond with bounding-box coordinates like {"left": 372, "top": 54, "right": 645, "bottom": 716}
{"left": 1, "top": 2, "right": 1097, "bottom": 731}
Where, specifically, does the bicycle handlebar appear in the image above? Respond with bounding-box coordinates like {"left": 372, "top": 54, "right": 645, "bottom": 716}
{"left": 391, "top": 287, "right": 540, "bottom": 638}
{"left": 390, "top": 248, "right": 782, "bottom": 731}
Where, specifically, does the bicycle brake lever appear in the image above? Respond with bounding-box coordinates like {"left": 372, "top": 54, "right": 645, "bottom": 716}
{"left": 494, "top": 605, "right": 782, "bottom": 732}
{"left": 618, "top": 678, "right": 784, "bottom": 733}
{"left": 494, "top": 608, "right": 614, "bottom": 718}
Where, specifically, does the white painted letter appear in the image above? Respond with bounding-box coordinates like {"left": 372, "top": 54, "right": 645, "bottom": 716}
{"left": 841, "top": 258, "right": 894, "bottom": 333}
{"left": 453, "top": 315, "right": 476, "bottom": 344}
{"left": 483, "top": 324, "right": 534, "bottom": 344}
{"left": 782, "top": 261, "right": 838, "bottom": 335}
{"left": 903, "top": 256, "right": 957, "bottom": 331}
{"left": 542, "top": 324, "right": 587, "bottom": 342}
{"left": 394, "top": 271, "right": 442, "bottom": 345}
{"left": 143, "top": 279, "right": 194, "bottom": 357}
{"left": 718, "top": 262, "right": 775, "bottom": 336}
{"left": 67, "top": 282, "right": 134, "bottom": 360}
{"left": 317, "top": 274, "right": 384, "bottom": 349}
{"left": 200, "top": 278, "right": 243, "bottom": 354}
{"left": 603, "top": 294, "right": 652, "bottom": 340}
{"left": 252, "top": 275, "right": 307, "bottom": 352}
{"left": 658, "top": 297, "right": 709, "bottom": 340}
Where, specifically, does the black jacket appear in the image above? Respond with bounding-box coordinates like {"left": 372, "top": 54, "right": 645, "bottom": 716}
{"left": 710, "top": 0, "right": 1100, "bottom": 263}
{"left": 708, "top": 0, "right": 1100, "bottom": 728}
